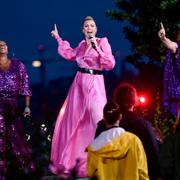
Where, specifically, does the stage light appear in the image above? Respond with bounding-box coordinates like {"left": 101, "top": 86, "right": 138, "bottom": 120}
{"left": 32, "top": 60, "right": 41, "bottom": 67}
{"left": 139, "top": 96, "right": 146, "bottom": 103}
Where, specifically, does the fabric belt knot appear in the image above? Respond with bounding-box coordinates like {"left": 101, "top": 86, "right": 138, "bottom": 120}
{"left": 78, "top": 67, "right": 102, "bottom": 75}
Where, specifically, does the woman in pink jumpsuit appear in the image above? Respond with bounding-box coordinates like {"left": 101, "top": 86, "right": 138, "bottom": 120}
{"left": 50, "top": 16, "right": 115, "bottom": 178}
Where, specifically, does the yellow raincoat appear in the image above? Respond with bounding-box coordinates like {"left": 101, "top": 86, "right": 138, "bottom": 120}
{"left": 87, "top": 129, "right": 149, "bottom": 180}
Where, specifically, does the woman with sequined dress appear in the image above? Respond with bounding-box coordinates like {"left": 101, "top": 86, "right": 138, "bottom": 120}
{"left": 158, "top": 23, "right": 180, "bottom": 126}
{"left": 50, "top": 16, "right": 115, "bottom": 178}
{"left": 0, "top": 40, "right": 35, "bottom": 180}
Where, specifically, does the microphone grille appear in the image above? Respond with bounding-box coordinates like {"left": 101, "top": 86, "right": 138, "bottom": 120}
{"left": 88, "top": 32, "right": 93, "bottom": 39}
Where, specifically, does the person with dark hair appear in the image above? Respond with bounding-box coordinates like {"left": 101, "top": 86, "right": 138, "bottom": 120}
{"left": 50, "top": 16, "right": 115, "bottom": 178}
{"left": 95, "top": 82, "right": 160, "bottom": 179}
{"left": 158, "top": 103, "right": 180, "bottom": 180}
{"left": 0, "top": 40, "right": 35, "bottom": 179}
{"left": 87, "top": 101, "right": 149, "bottom": 180}
{"left": 113, "top": 82, "right": 137, "bottom": 112}
{"left": 95, "top": 83, "right": 137, "bottom": 138}
{"left": 114, "top": 83, "right": 160, "bottom": 180}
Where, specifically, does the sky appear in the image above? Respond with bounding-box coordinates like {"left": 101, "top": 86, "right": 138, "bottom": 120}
{"left": 1, "top": 0, "right": 131, "bottom": 84}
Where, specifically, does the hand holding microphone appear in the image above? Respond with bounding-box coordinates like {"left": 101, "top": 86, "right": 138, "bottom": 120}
{"left": 88, "top": 33, "right": 97, "bottom": 49}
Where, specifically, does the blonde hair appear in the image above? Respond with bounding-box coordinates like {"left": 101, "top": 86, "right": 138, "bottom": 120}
{"left": 84, "top": 16, "right": 94, "bottom": 22}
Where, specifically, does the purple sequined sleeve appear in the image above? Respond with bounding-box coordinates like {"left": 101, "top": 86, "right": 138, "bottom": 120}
{"left": 164, "top": 41, "right": 180, "bottom": 114}
{"left": 0, "top": 59, "right": 35, "bottom": 178}
{"left": 18, "top": 61, "right": 32, "bottom": 96}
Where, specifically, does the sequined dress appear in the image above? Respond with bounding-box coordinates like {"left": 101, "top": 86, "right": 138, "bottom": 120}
{"left": 0, "top": 59, "right": 34, "bottom": 180}
{"left": 164, "top": 41, "right": 180, "bottom": 114}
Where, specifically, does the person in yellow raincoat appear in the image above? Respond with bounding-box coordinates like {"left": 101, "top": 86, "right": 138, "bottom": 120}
{"left": 87, "top": 100, "right": 149, "bottom": 180}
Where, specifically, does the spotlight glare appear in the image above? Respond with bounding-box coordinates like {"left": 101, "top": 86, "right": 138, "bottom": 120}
{"left": 139, "top": 96, "right": 146, "bottom": 103}
{"left": 32, "top": 60, "right": 41, "bottom": 67}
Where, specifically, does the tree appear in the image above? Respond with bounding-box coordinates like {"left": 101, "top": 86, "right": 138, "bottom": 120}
{"left": 106, "top": 0, "right": 180, "bottom": 135}
{"left": 107, "top": 0, "right": 180, "bottom": 63}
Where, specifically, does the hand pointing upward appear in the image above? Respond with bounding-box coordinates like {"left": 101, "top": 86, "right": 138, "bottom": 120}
{"left": 51, "top": 24, "right": 59, "bottom": 38}
{"left": 158, "top": 22, "right": 166, "bottom": 39}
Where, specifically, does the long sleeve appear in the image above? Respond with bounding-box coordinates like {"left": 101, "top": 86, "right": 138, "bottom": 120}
{"left": 87, "top": 148, "right": 98, "bottom": 178}
{"left": 136, "top": 138, "right": 149, "bottom": 180}
{"left": 96, "top": 37, "right": 115, "bottom": 70}
{"left": 55, "top": 35, "right": 77, "bottom": 61}
{"left": 18, "top": 61, "right": 32, "bottom": 96}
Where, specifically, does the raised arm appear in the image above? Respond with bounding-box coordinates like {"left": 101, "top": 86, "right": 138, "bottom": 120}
{"left": 51, "top": 24, "right": 76, "bottom": 60}
{"left": 158, "top": 22, "right": 178, "bottom": 53}
{"left": 51, "top": 24, "right": 59, "bottom": 38}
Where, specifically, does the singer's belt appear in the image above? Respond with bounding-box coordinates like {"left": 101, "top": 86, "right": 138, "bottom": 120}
{"left": 78, "top": 67, "right": 102, "bottom": 75}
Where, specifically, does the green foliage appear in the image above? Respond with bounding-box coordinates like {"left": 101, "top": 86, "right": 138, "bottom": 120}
{"left": 153, "top": 93, "right": 175, "bottom": 136}
{"left": 106, "top": 0, "right": 180, "bottom": 136}
{"left": 160, "top": 0, "right": 178, "bottom": 9}
{"left": 106, "top": 0, "right": 180, "bottom": 62}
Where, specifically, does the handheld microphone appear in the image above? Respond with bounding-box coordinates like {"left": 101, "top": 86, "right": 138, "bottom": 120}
{"left": 88, "top": 33, "right": 96, "bottom": 49}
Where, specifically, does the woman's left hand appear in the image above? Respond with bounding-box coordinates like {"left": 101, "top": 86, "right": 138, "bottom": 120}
{"left": 24, "top": 107, "right": 31, "bottom": 117}
{"left": 90, "top": 36, "right": 98, "bottom": 48}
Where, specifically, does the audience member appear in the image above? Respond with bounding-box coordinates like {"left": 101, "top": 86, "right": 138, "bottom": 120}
{"left": 87, "top": 100, "right": 149, "bottom": 180}
{"left": 95, "top": 83, "right": 160, "bottom": 180}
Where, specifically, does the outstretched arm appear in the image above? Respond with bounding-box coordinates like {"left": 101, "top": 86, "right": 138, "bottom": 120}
{"left": 158, "top": 22, "right": 178, "bottom": 53}
{"left": 51, "top": 24, "right": 76, "bottom": 60}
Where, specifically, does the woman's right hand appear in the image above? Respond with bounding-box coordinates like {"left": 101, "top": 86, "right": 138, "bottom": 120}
{"left": 158, "top": 22, "right": 177, "bottom": 53}
{"left": 51, "top": 24, "right": 59, "bottom": 38}
{"left": 158, "top": 22, "right": 166, "bottom": 40}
